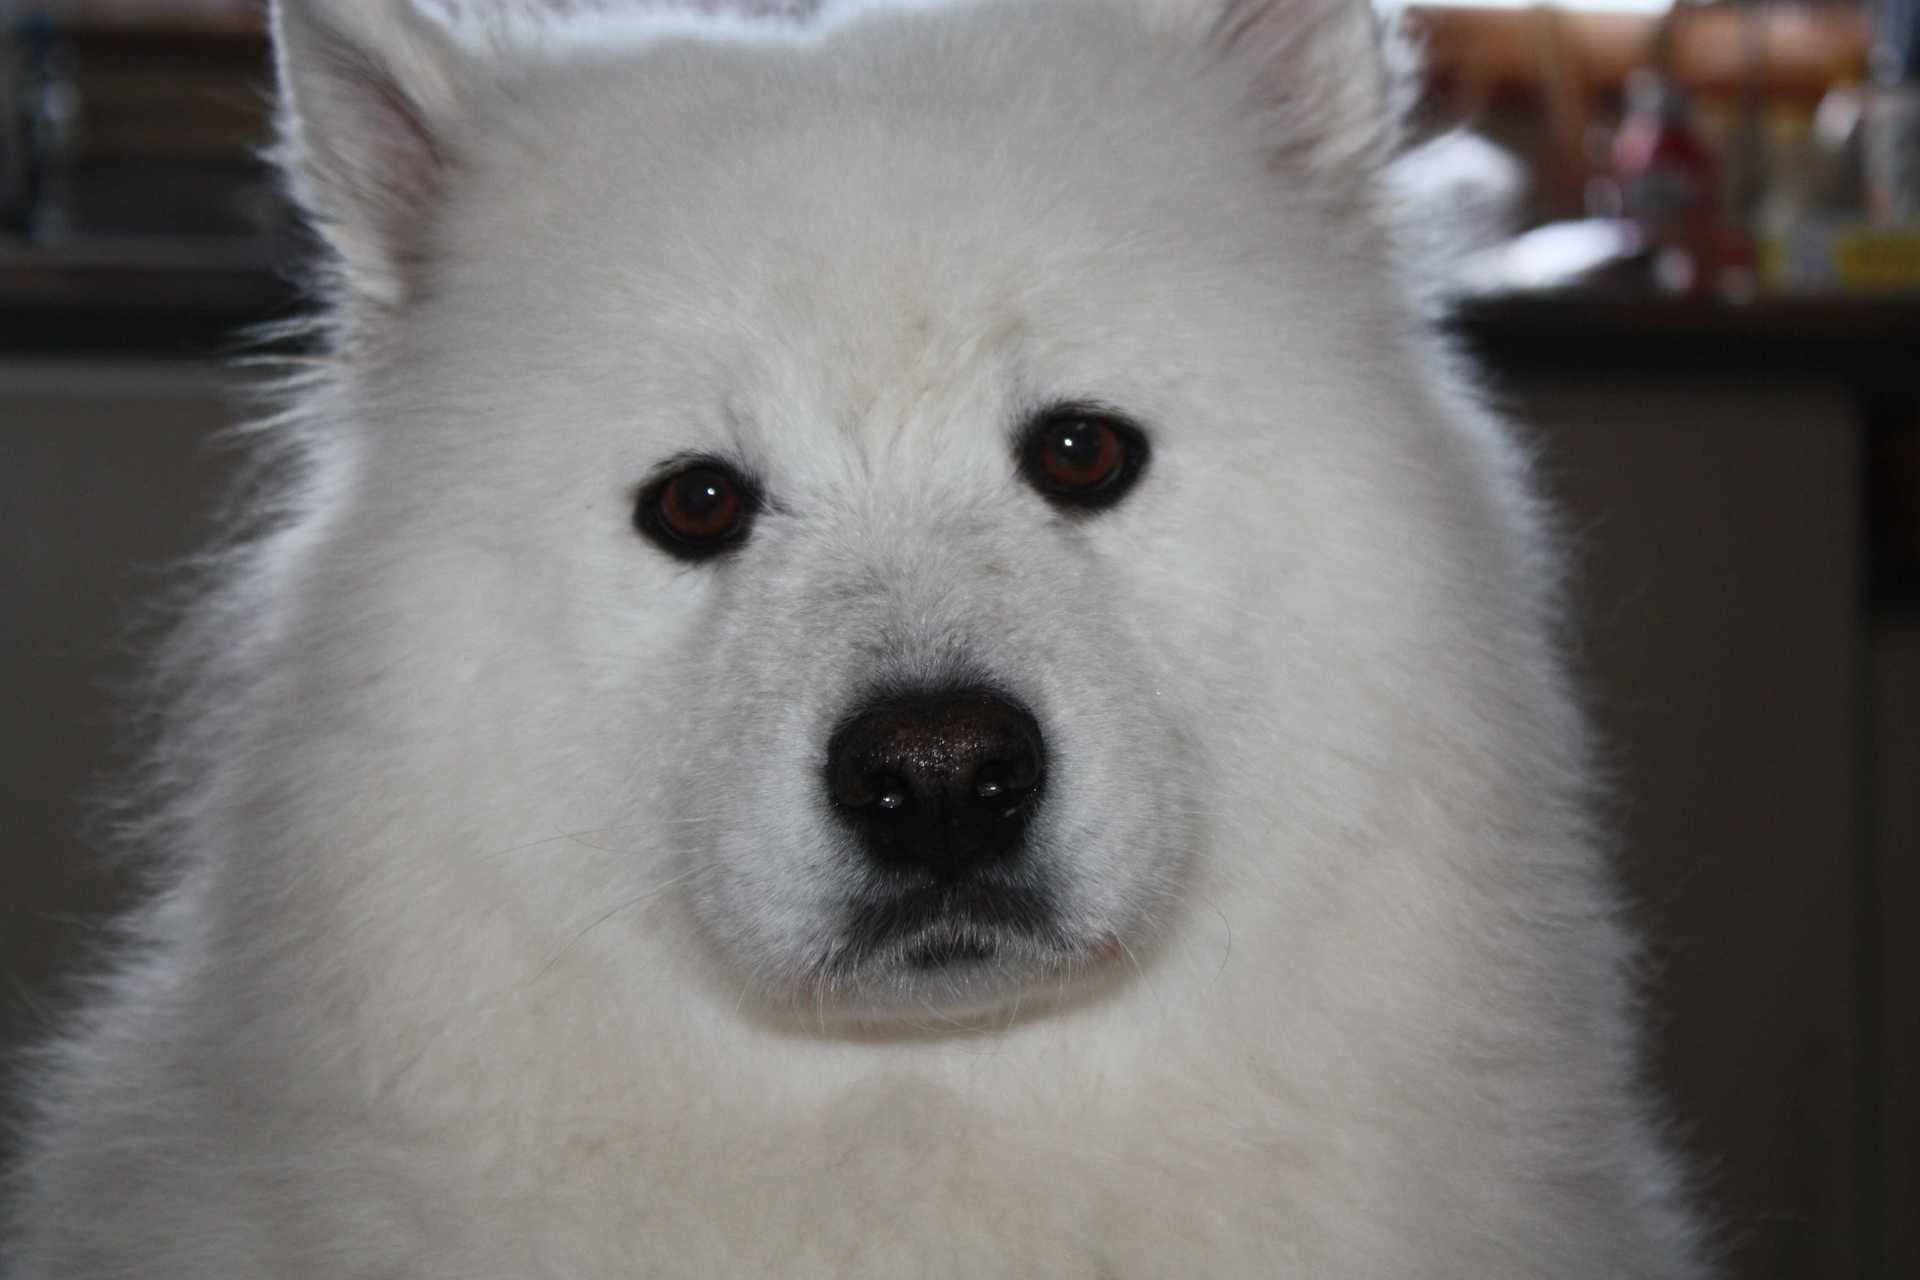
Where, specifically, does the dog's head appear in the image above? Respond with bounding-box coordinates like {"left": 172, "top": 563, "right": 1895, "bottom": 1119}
{"left": 273, "top": 0, "right": 1481, "bottom": 1021}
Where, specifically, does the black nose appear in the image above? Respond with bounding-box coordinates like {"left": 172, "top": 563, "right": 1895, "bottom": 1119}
{"left": 826, "top": 689, "right": 1045, "bottom": 878}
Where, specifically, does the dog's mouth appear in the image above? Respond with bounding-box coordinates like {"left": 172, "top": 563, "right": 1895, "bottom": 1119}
{"left": 903, "top": 934, "right": 999, "bottom": 970}
{"left": 777, "top": 873, "right": 1147, "bottom": 1023}
{"left": 824, "top": 878, "right": 1070, "bottom": 981}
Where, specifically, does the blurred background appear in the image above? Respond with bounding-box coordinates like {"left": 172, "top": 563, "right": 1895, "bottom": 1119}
{"left": 0, "top": 0, "right": 1916, "bottom": 1274}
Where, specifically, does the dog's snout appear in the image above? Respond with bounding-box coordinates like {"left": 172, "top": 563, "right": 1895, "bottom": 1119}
{"left": 826, "top": 690, "right": 1044, "bottom": 877}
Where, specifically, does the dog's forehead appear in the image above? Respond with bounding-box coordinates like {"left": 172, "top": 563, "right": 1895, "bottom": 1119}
{"left": 459, "top": 12, "right": 1265, "bottom": 305}
{"left": 427, "top": 8, "right": 1332, "bottom": 462}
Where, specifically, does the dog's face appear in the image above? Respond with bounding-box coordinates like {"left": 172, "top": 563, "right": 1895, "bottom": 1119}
{"left": 278, "top": 0, "right": 1428, "bottom": 1018}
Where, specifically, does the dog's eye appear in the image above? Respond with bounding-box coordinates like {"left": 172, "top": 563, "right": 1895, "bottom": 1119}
{"left": 1018, "top": 406, "right": 1148, "bottom": 510}
{"left": 634, "top": 459, "right": 757, "bottom": 559}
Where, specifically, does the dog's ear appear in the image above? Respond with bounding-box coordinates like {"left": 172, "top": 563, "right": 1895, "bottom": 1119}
{"left": 1146, "top": 0, "right": 1412, "bottom": 186}
{"left": 271, "top": 0, "right": 471, "bottom": 308}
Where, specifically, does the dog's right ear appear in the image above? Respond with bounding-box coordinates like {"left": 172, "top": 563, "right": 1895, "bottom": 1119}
{"left": 1134, "top": 0, "right": 1412, "bottom": 198}
{"left": 271, "top": 0, "right": 470, "bottom": 309}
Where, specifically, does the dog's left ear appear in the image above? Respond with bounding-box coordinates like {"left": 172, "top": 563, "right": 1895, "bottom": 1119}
{"left": 1145, "top": 0, "right": 1412, "bottom": 185}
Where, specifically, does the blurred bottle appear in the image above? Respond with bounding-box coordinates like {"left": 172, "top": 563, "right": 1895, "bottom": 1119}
{"left": 1865, "top": 0, "right": 1920, "bottom": 223}
{"left": 1, "top": 1, "right": 22, "bottom": 231}
{"left": 1613, "top": 67, "right": 1719, "bottom": 293}
{"left": 20, "top": 10, "right": 79, "bottom": 241}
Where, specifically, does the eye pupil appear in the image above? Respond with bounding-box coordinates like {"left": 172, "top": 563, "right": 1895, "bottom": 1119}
{"left": 671, "top": 472, "right": 730, "bottom": 523}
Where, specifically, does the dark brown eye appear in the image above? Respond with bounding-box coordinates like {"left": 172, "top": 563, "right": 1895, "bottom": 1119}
{"left": 1018, "top": 406, "right": 1148, "bottom": 510}
{"left": 634, "top": 459, "right": 758, "bottom": 560}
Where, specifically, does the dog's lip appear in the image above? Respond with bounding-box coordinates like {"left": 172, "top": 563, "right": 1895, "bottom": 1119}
{"left": 794, "top": 892, "right": 1135, "bottom": 1021}
{"left": 902, "top": 934, "right": 1000, "bottom": 970}
{"left": 839, "top": 880, "right": 1058, "bottom": 957}
{"left": 823, "top": 877, "right": 1070, "bottom": 978}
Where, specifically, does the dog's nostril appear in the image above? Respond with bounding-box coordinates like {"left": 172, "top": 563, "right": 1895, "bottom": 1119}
{"left": 825, "top": 689, "right": 1045, "bottom": 876}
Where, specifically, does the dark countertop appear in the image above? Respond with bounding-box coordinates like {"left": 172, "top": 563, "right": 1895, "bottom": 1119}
{"left": 1449, "top": 291, "right": 1920, "bottom": 377}
{"left": 0, "top": 241, "right": 302, "bottom": 356}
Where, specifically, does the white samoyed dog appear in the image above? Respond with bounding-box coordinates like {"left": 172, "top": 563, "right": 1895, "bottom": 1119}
{"left": 5, "top": 0, "right": 1705, "bottom": 1274}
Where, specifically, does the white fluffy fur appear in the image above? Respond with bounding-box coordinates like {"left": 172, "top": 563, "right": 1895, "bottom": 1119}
{"left": 5, "top": 0, "right": 1704, "bottom": 1274}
